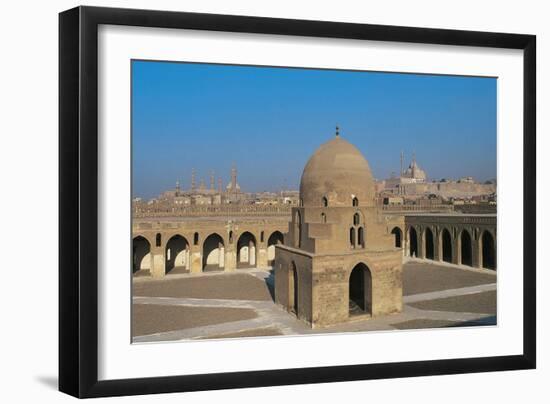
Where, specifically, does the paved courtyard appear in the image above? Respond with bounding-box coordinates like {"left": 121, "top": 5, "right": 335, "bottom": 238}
{"left": 132, "top": 260, "right": 497, "bottom": 342}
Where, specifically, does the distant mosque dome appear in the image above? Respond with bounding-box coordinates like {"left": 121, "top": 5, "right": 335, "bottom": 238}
{"left": 299, "top": 132, "right": 376, "bottom": 207}
{"left": 403, "top": 160, "right": 427, "bottom": 181}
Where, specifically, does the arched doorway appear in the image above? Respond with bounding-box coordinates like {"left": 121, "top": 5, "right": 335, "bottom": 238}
{"left": 482, "top": 231, "right": 496, "bottom": 270}
{"left": 409, "top": 227, "right": 418, "bottom": 257}
{"left": 289, "top": 262, "right": 298, "bottom": 315}
{"left": 202, "top": 233, "right": 225, "bottom": 272}
{"left": 441, "top": 228, "right": 453, "bottom": 263}
{"left": 349, "top": 263, "right": 372, "bottom": 316}
{"left": 425, "top": 227, "right": 434, "bottom": 260}
{"left": 132, "top": 236, "right": 151, "bottom": 276}
{"left": 165, "top": 235, "right": 189, "bottom": 274}
{"left": 460, "top": 230, "right": 473, "bottom": 266}
{"left": 267, "top": 231, "right": 284, "bottom": 266}
{"left": 391, "top": 227, "right": 402, "bottom": 248}
{"left": 237, "top": 232, "right": 257, "bottom": 269}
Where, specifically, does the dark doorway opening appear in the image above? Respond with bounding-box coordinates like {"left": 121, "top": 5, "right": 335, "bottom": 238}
{"left": 482, "top": 231, "right": 496, "bottom": 270}
{"left": 461, "top": 230, "right": 473, "bottom": 266}
{"left": 442, "top": 228, "right": 453, "bottom": 263}
{"left": 349, "top": 263, "right": 372, "bottom": 316}
{"left": 409, "top": 227, "right": 418, "bottom": 257}
{"left": 425, "top": 227, "right": 434, "bottom": 260}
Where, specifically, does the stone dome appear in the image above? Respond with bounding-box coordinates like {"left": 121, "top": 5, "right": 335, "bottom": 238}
{"left": 299, "top": 135, "right": 376, "bottom": 207}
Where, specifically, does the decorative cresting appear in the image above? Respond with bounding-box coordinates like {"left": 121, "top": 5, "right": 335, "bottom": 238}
{"left": 299, "top": 129, "right": 376, "bottom": 208}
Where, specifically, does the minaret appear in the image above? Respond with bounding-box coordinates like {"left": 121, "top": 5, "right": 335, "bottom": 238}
{"left": 210, "top": 170, "right": 215, "bottom": 190}
{"left": 175, "top": 179, "right": 180, "bottom": 196}
{"left": 191, "top": 168, "right": 196, "bottom": 192}
{"left": 231, "top": 163, "right": 237, "bottom": 191}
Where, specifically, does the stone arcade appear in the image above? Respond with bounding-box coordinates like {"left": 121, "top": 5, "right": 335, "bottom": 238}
{"left": 274, "top": 130, "right": 403, "bottom": 328}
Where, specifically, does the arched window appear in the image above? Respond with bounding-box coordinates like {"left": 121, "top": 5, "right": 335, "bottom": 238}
{"left": 229, "top": 231, "right": 233, "bottom": 243}
{"left": 193, "top": 232, "right": 199, "bottom": 245}
{"left": 155, "top": 233, "right": 161, "bottom": 247}
{"left": 322, "top": 196, "right": 328, "bottom": 207}
{"left": 391, "top": 227, "right": 402, "bottom": 248}
{"left": 260, "top": 231, "right": 264, "bottom": 242}
{"left": 294, "top": 211, "right": 302, "bottom": 248}
{"left": 352, "top": 197, "right": 359, "bottom": 207}
{"left": 353, "top": 213, "right": 360, "bottom": 226}
{"left": 321, "top": 212, "right": 326, "bottom": 223}
{"left": 358, "top": 227, "right": 365, "bottom": 248}
{"left": 350, "top": 227, "right": 356, "bottom": 248}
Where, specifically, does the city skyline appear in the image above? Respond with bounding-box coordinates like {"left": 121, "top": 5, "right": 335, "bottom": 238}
{"left": 132, "top": 61, "right": 497, "bottom": 199}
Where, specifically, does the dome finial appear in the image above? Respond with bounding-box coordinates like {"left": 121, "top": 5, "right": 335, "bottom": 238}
{"left": 335, "top": 125, "right": 340, "bottom": 137}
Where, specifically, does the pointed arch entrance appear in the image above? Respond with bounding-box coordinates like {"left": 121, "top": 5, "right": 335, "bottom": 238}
{"left": 409, "top": 227, "right": 418, "bottom": 257}
{"left": 349, "top": 263, "right": 372, "bottom": 316}
{"left": 482, "top": 231, "right": 496, "bottom": 270}
{"left": 132, "top": 236, "right": 151, "bottom": 276}
{"left": 289, "top": 262, "right": 298, "bottom": 315}
{"left": 165, "top": 234, "right": 189, "bottom": 274}
{"left": 267, "top": 231, "right": 284, "bottom": 266}
{"left": 425, "top": 227, "right": 434, "bottom": 260}
{"left": 202, "top": 233, "right": 225, "bottom": 272}
{"left": 237, "top": 232, "right": 257, "bottom": 268}
{"left": 441, "top": 228, "right": 453, "bottom": 263}
{"left": 460, "top": 230, "right": 473, "bottom": 266}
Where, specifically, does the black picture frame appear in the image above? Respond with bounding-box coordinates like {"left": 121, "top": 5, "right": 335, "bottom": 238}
{"left": 59, "top": 5, "right": 536, "bottom": 398}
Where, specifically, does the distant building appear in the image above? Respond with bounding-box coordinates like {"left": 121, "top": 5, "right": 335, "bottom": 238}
{"left": 380, "top": 151, "right": 496, "bottom": 200}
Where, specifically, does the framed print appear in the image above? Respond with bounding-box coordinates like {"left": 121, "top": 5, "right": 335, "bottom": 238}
{"left": 59, "top": 6, "right": 536, "bottom": 398}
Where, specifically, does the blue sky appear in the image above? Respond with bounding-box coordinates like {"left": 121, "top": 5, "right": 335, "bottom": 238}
{"left": 132, "top": 60, "right": 496, "bottom": 199}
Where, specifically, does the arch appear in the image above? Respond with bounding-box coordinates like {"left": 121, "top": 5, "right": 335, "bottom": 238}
{"left": 482, "top": 231, "right": 496, "bottom": 270}
{"left": 349, "top": 263, "right": 372, "bottom": 316}
{"left": 322, "top": 196, "right": 328, "bottom": 207}
{"left": 425, "top": 227, "right": 435, "bottom": 260}
{"left": 155, "top": 233, "right": 161, "bottom": 247}
{"left": 289, "top": 262, "right": 298, "bottom": 315}
{"left": 460, "top": 230, "right": 473, "bottom": 266}
{"left": 409, "top": 227, "right": 418, "bottom": 257}
{"left": 165, "top": 234, "right": 189, "bottom": 274}
{"left": 321, "top": 212, "right": 326, "bottom": 223}
{"left": 193, "top": 232, "right": 199, "bottom": 245}
{"left": 358, "top": 226, "right": 365, "bottom": 248}
{"left": 202, "top": 233, "right": 225, "bottom": 272}
{"left": 267, "top": 231, "right": 284, "bottom": 265}
{"left": 352, "top": 196, "right": 359, "bottom": 207}
{"left": 229, "top": 230, "right": 233, "bottom": 243}
{"left": 391, "top": 227, "right": 402, "bottom": 248}
{"left": 260, "top": 231, "right": 265, "bottom": 242}
{"left": 237, "top": 231, "right": 257, "bottom": 269}
{"left": 132, "top": 236, "right": 151, "bottom": 276}
{"left": 350, "top": 227, "right": 356, "bottom": 248}
{"left": 441, "top": 228, "right": 453, "bottom": 263}
{"left": 353, "top": 212, "right": 361, "bottom": 226}
{"left": 294, "top": 211, "right": 302, "bottom": 248}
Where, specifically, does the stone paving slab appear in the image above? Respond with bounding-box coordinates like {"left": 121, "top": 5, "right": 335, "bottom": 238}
{"left": 133, "top": 272, "right": 272, "bottom": 301}
{"left": 403, "top": 262, "right": 496, "bottom": 296}
{"left": 408, "top": 290, "right": 497, "bottom": 314}
{"left": 132, "top": 304, "right": 258, "bottom": 337}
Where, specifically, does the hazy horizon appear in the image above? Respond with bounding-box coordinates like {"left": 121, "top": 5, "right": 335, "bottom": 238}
{"left": 132, "top": 61, "right": 497, "bottom": 200}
